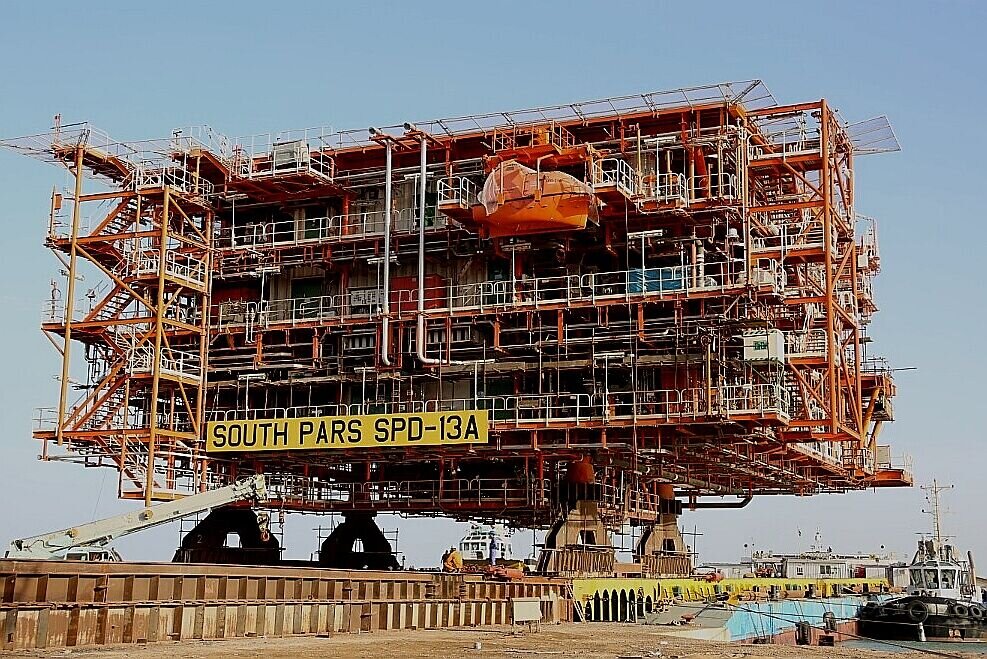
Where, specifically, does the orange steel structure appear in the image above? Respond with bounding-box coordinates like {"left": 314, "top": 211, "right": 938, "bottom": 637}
{"left": 3, "top": 80, "right": 910, "bottom": 530}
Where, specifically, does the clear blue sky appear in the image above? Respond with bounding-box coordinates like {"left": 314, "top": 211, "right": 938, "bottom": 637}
{"left": 1, "top": 1, "right": 984, "bottom": 567}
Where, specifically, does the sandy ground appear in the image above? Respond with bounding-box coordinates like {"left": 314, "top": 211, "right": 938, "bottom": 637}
{"left": 4, "top": 624, "right": 980, "bottom": 659}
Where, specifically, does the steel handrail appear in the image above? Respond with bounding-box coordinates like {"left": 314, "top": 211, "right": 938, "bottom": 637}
{"left": 592, "top": 158, "right": 637, "bottom": 195}
{"left": 637, "top": 172, "right": 686, "bottom": 203}
{"left": 748, "top": 128, "right": 822, "bottom": 161}
{"left": 689, "top": 172, "right": 737, "bottom": 201}
{"left": 437, "top": 177, "right": 478, "bottom": 206}
{"left": 211, "top": 261, "right": 784, "bottom": 329}
{"left": 213, "top": 383, "right": 789, "bottom": 427}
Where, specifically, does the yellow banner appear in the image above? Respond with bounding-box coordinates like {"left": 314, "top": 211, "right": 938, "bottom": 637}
{"left": 206, "top": 411, "right": 488, "bottom": 453}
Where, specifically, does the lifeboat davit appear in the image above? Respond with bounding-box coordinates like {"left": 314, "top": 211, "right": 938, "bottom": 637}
{"left": 473, "top": 160, "right": 597, "bottom": 238}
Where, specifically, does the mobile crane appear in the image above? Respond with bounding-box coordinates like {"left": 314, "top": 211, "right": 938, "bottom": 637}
{"left": 5, "top": 475, "right": 267, "bottom": 560}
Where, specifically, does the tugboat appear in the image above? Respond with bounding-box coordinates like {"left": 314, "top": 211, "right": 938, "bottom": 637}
{"left": 458, "top": 523, "right": 518, "bottom": 566}
{"left": 858, "top": 481, "right": 986, "bottom": 641}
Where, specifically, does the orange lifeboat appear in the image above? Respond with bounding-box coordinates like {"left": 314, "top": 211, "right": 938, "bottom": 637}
{"left": 472, "top": 160, "right": 597, "bottom": 238}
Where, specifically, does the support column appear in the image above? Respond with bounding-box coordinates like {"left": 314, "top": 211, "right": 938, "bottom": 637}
{"left": 634, "top": 484, "right": 691, "bottom": 576}
{"left": 537, "top": 456, "right": 614, "bottom": 576}
{"left": 146, "top": 188, "right": 170, "bottom": 505}
{"left": 55, "top": 146, "right": 85, "bottom": 446}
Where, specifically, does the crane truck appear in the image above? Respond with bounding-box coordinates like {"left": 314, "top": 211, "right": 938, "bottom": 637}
{"left": 5, "top": 475, "right": 267, "bottom": 561}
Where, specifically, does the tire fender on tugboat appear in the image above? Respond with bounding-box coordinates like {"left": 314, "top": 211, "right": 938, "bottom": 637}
{"left": 908, "top": 599, "right": 930, "bottom": 623}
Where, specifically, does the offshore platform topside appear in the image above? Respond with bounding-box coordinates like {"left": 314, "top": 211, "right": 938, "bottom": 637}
{"left": 2, "top": 80, "right": 911, "bottom": 574}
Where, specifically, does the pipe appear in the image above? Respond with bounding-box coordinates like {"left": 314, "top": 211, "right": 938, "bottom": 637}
{"left": 415, "top": 133, "right": 440, "bottom": 366}
{"left": 689, "top": 495, "right": 754, "bottom": 509}
{"left": 379, "top": 134, "right": 393, "bottom": 366}
{"left": 406, "top": 128, "right": 478, "bottom": 368}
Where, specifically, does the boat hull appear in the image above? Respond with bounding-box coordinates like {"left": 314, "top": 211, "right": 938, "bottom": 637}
{"left": 858, "top": 596, "right": 987, "bottom": 641}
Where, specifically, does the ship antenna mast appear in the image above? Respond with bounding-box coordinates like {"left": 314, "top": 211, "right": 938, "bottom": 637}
{"left": 921, "top": 479, "right": 953, "bottom": 547}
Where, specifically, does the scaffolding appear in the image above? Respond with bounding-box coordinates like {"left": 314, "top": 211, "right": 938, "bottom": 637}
{"left": 4, "top": 80, "right": 910, "bottom": 533}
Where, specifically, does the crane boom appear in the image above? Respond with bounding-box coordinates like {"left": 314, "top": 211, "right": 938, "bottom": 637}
{"left": 5, "top": 475, "right": 267, "bottom": 560}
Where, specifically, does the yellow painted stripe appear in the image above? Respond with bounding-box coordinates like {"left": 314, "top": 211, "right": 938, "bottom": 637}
{"left": 571, "top": 576, "right": 889, "bottom": 603}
